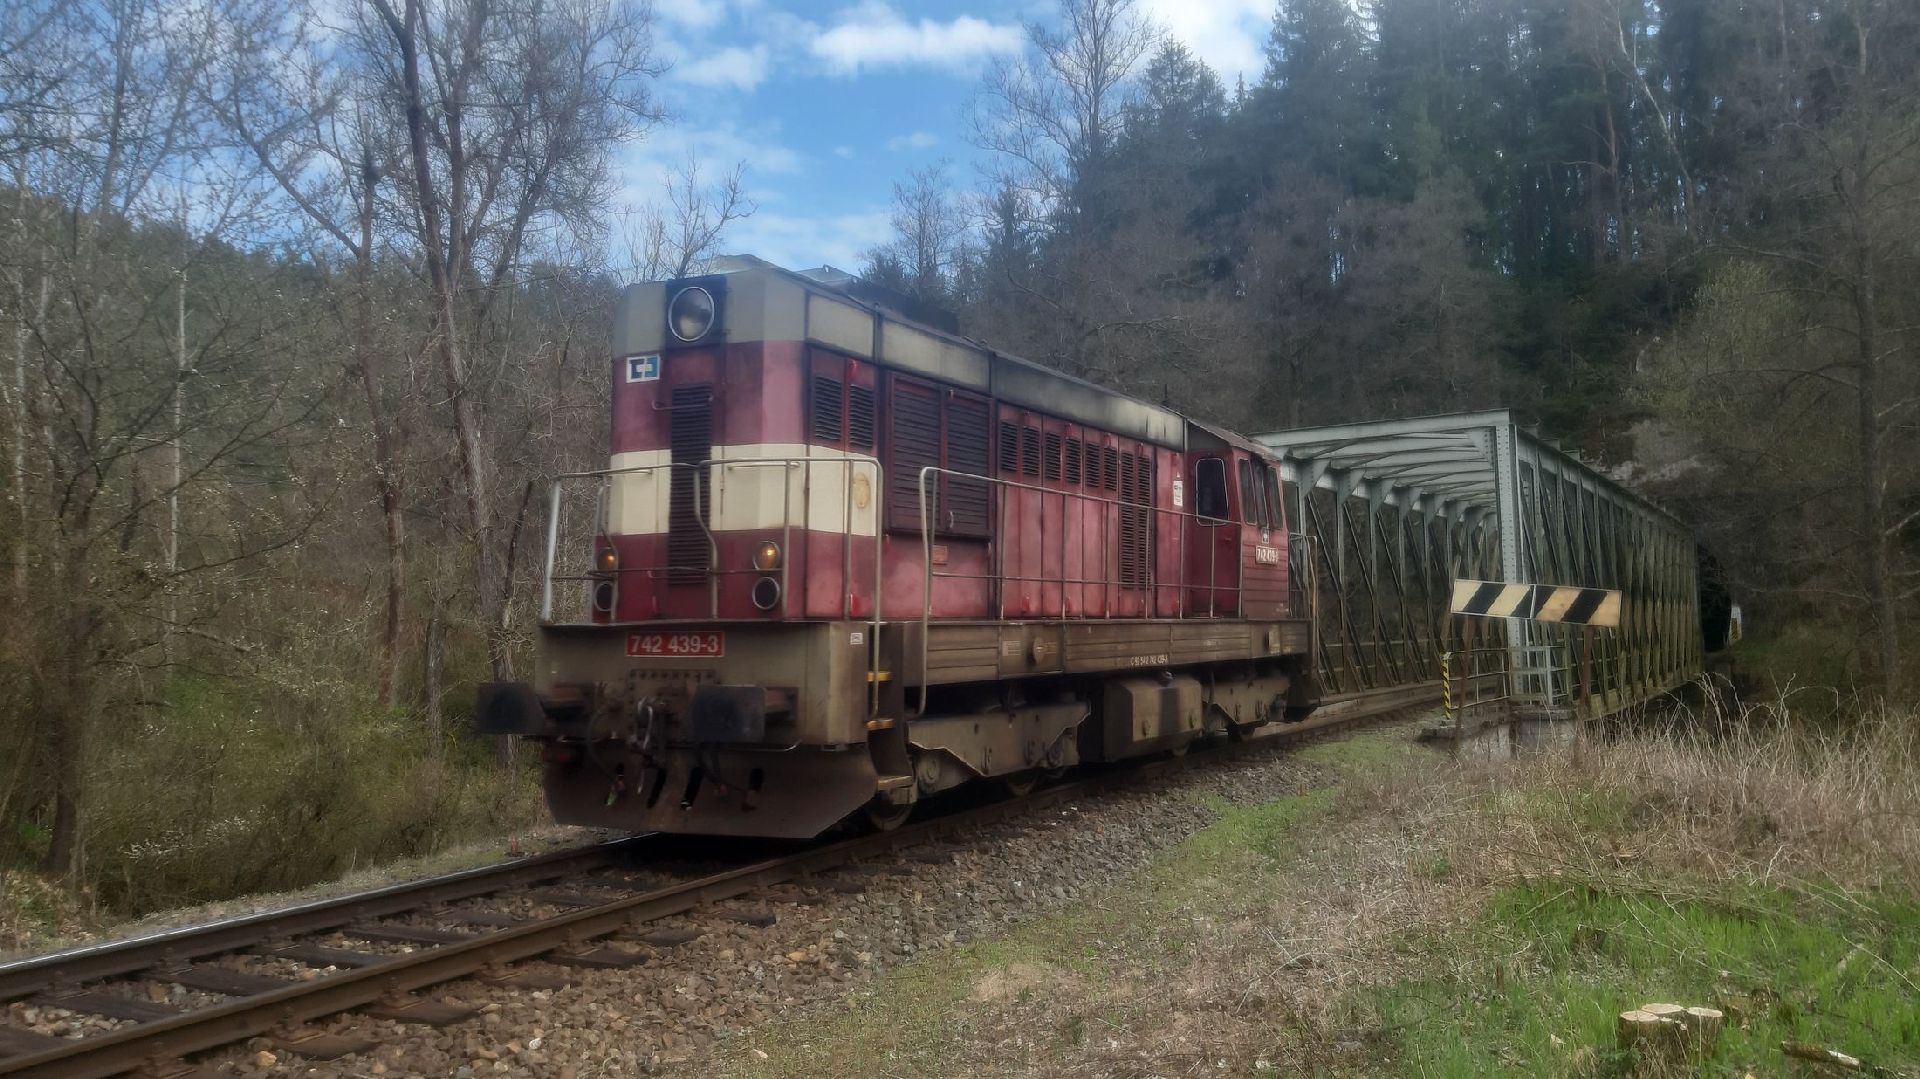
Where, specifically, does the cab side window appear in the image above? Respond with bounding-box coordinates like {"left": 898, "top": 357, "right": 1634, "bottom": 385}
{"left": 1238, "top": 458, "right": 1269, "bottom": 527}
{"left": 1194, "top": 457, "right": 1229, "bottom": 520}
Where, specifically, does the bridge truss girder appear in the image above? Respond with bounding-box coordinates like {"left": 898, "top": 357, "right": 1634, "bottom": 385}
{"left": 1260, "top": 411, "right": 1702, "bottom": 715}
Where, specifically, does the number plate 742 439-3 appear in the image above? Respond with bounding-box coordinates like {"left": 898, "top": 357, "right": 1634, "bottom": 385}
{"left": 626, "top": 631, "right": 725, "bottom": 658}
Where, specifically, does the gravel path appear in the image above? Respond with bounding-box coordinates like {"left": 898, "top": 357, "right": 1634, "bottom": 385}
{"left": 184, "top": 732, "right": 1368, "bottom": 1078}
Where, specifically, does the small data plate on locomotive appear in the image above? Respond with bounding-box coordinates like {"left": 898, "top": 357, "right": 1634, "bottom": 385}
{"left": 626, "top": 630, "right": 725, "bottom": 658}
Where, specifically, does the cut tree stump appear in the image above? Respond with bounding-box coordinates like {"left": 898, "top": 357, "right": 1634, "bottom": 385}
{"left": 1617, "top": 1009, "right": 1680, "bottom": 1050}
{"left": 1683, "top": 1007, "right": 1724, "bottom": 1043}
{"left": 1617, "top": 1003, "right": 1725, "bottom": 1055}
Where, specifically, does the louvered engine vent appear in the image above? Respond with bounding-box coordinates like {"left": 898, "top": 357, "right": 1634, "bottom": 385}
{"left": 668, "top": 384, "right": 712, "bottom": 581}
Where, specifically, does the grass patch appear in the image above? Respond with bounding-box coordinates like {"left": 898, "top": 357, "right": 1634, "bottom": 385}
{"left": 1364, "top": 883, "right": 1920, "bottom": 1075}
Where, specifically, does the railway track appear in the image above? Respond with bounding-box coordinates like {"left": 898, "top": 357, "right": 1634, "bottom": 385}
{"left": 0, "top": 681, "right": 1445, "bottom": 1078}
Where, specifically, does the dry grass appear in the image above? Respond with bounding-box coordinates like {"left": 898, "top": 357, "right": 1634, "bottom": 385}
{"left": 1405, "top": 704, "right": 1920, "bottom": 900}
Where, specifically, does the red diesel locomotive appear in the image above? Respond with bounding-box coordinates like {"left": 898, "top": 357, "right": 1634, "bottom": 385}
{"left": 481, "top": 257, "right": 1318, "bottom": 837}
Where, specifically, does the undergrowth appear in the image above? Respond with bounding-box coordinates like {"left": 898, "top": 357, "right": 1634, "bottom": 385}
{"left": 1, "top": 670, "right": 543, "bottom": 934}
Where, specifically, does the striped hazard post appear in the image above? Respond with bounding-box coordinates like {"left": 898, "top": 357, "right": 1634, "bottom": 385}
{"left": 1448, "top": 579, "right": 1624, "bottom": 729}
{"left": 1449, "top": 580, "right": 1622, "bottom": 628}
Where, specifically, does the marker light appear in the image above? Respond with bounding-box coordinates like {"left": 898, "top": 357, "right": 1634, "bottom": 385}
{"left": 596, "top": 545, "right": 619, "bottom": 573}
{"left": 752, "top": 540, "right": 782, "bottom": 571}
{"left": 668, "top": 285, "right": 717, "bottom": 342}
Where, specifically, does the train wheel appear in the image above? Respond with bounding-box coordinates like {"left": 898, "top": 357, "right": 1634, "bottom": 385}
{"left": 861, "top": 797, "right": 914, "bottom": 832}
{"left": 997, "top": 770, "right": 1039, "bottom": 798}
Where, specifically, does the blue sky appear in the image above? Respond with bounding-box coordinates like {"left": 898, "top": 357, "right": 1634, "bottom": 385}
{"left": 621, "top": 0, "right": 1276, "bottom": 271}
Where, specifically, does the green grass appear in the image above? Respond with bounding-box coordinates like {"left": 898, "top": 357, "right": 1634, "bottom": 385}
{"left": 1363, "top": 882, "right": 1920, "bottom": 1076}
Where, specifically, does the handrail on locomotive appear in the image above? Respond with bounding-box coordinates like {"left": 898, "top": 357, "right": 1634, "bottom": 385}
{"left": 541, "top": 457, "right": 1315, "bottom": 632}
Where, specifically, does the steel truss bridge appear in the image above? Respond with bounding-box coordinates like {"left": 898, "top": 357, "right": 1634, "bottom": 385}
{"left": 1260, "top": 410, "right": 1703, "bottom": 717}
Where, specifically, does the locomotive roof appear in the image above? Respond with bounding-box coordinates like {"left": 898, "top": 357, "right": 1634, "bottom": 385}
{"left": 624, "top": 256, "right": 1189, "bottom": 450}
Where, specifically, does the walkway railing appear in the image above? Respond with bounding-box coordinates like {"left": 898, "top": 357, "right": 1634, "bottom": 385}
{"left": 540, "top": 454, "right": 883, "bottom": 625}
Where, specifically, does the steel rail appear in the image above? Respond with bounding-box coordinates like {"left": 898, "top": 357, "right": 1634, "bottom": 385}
{"left": 0, "top": 683, "right": 1446, "bottom": 1079}
{"left": 0, "top": 839, "right": 646, "bottom": 1003}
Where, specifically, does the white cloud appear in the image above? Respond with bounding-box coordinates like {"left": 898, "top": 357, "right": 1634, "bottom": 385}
{"left": 809, "top": 3, "right": 1022, "bottom": 75}
{"left": 654, "top": 0, "right": 728, "bottom": 31}
{"left": 885, "top": 130, "right": 939, "bottom": 152}
{"left": 1138, "top": 0, "right": 1269, "bottom": 85}
{"left": 727, "top": 208, "right": 894, "bottom": 272}
{"left": 673, "top": 45, "right": 771, "bottom": 91}
{"left": 832, "top": 145, "right": 857, "bottom": 159}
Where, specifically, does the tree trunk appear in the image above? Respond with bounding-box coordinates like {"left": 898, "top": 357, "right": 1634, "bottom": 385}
{"left": 8, "top": 282, "right": 27, "bottom": 595}
{"left": 379, "top": 0, "right": 508, "bottom": 688}
{"left": 167, "top": 263, "right": 184, "bottom": 650}
{"left": 424, "top": 586, "right": 445, "bottom": 754}
{"left": 355, "top": 153, "right": 406, "bottom": 710}
{"left": 44, "top": 576, "right": 94, "bottom": 879}
{"left": 1852, "top": 253, "right": 1898, "bottom": 696}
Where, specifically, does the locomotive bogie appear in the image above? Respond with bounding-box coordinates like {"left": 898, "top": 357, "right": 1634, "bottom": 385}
{"left": 906, "top": 701, "right": 1088, "bottom": 797}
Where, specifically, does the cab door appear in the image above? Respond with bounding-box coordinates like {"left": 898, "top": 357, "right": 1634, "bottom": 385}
{"left": 1185, "top": 455, "right": 1239, "bottom": 615}
{"left": 1237, "top": 456, "right": 1288, "bottom": 619}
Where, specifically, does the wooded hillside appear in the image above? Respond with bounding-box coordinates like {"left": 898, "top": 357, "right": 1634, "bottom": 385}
{"left": 0, "top": 0, "right": 1914, "bottom": 910}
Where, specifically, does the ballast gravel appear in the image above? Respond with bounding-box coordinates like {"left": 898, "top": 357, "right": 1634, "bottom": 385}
{"left": 193, "top": 736, "right": 1360, "bottom": 1078}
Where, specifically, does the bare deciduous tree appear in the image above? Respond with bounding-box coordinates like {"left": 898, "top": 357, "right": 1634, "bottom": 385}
{"left": 619, "top": 153, "right": 754, "bottom": 281}
{"left": 972, "top": 0, "right": 1158, "bottom": 211}
{"left": 369, "top": 0, "right": 662, "bottom": 690}
{"left": 213, "top": 4, "right": 416, "bottom": 707}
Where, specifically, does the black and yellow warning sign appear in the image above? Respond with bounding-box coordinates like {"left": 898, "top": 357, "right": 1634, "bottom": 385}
{"left": 1449, "top": 579, "right": 1622, "bottom": 628}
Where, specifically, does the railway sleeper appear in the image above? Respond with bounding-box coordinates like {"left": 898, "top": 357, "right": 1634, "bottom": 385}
{"left": 270, "top": 944, "right": 390, "bottom": 970}
{"left": 0, "top": 1025, "right": 63, "bottom": 1062}
{"left": 362, "top": 994, "right": 475, "bottom": 1027}
{"left": 266, "top": 1027, "right": 378, "bottom": 1061}
{"left": 36, "top": 990, "right": 182, "bottom": 1024}
{"left": 476, "top": 965, "right": 574, "bottom": 991}
{"left": 547, "top": 947, "right": 647, "bottom": 970}
{"left": 159, "top": 965, "right": 296, "bottom": 996}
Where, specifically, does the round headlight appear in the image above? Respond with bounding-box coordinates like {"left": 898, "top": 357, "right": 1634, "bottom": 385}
{"left": 668, "top": 285, "right": 716, "bottom": 342}
{"left": 596, "top": 545, "right": 619, "bottom": 573}
{"left": 751, "top": 540, "right": 782, "bottom": 571}
{"left": 751, "top": 576, "right": 782, "bottom": 611}
{"left": 592, "top": 580, "right": 616, "bottom": 613}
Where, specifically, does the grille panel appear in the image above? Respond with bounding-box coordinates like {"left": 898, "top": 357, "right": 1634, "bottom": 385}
{"left": 810, "top": 375, "right": 843, "bottom": 443}
{"left": 667, "top": 385, "right": 712, "bottom": 581}
{"left": 946, "top": 394, "right": 990, "bottom": 536}
{"left": 847, "top": 384, "right": 875, "bottom": 449}
{"left": 888, "top": 380, "right": 941, "bottom": 532}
